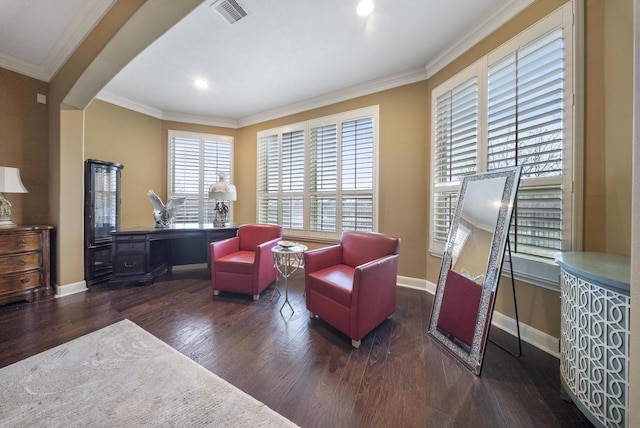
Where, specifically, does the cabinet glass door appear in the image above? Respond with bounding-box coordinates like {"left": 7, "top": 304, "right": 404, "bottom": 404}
{"left": 85, "top": 159, "right": 123, "bottom": 285}
{"left": 93, "top": 164, "right": 119, "bottom": 244}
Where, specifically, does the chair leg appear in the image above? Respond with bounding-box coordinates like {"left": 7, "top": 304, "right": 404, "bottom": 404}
{"left": 253, "top": 294, "right": 260, "bottom": 301}
{"left": 351, "top": 339, "right": 361, "bottom": 349}
{"left": 213, "top": 290, "right": 219, "bottom": 296}
{"left": 308, "top": 311, "right": 314, "bottom": 319}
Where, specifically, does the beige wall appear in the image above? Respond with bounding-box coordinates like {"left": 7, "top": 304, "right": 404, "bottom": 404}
{"left": 78, "top": 0, "right": 634, "bottom": 339}
{"left": 422, "top": 0, "right": 633, "bottom": 337}
{"left": 0, "top": 0, "right": 634, "bottom": 340}
{"left": 629, "top": 0, "right": 638, "bottom": 423}
{"left": 83, "top": 100, "right": 240, "bottom": 229}
{"left": 85, "top": 100, "right": 163, "bottom": 229}
{"left": 47, "top": 0, "right": 201, "bottom": 289}
{"left": 0, "top": 68, "right": 49, "bottom": 225}
{"left": 603, "top": 0, "right": 633, "bottom": 254}
{"left": 236, "top": 82, "right": 430, "bottom": 279}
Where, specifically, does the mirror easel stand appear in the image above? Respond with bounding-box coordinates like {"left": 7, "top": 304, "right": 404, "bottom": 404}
{"left": 488, "top": 237, "right": 522, "bottom": 357}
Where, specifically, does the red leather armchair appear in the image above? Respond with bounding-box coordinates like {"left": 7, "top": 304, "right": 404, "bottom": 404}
{"left": 304, "top": 231, "right": 400, "bottom": 348}
{"left": 210, "top": 224, "right": 283, "bottom": 300}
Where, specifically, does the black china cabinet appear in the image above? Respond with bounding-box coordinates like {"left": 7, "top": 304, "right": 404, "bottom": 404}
{"left": 84, "top": 159, "right": 123, "bottom": 285}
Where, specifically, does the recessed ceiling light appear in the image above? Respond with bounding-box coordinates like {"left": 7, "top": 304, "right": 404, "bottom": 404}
{"left": 357, "top": 0, "right": 374, "bottom": 17}
{"left": 195, "top": 79, "right": 209, "bottom": 89}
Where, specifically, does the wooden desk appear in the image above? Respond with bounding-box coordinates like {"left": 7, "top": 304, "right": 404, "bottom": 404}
{"left": 110, "top": 224, "right": 239, "bottom": 286}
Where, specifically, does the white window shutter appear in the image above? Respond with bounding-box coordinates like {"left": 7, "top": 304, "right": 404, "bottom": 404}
{"left": 487, "top": 27, "right": 564, "bottom": 258}
{"left": 168, "top": 132, "right": 233, "bottom": 224}
{"left": 257, "top": 107, "right": 378, "bottom": 239}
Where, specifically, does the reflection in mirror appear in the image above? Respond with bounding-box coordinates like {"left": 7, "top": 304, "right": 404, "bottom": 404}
{"left": 428, "top": 167, "right": 521, "bottom": 375}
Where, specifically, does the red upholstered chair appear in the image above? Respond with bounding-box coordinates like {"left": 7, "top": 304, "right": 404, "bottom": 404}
{"left": 304, "top": 231, "right": 400, "bottom": 348}
{"left": 210, "top": 224, "right": 283, "bottom": 300}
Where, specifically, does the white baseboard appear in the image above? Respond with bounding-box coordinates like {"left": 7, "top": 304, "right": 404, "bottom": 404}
{"left": 55, "top": 280, "right": 88, "bottom": 298}
{"left": 397, "top": 275, "right": 559, "bottom": 358}
{"left": 490, "top": 310, "right": 560, "bottom": 358}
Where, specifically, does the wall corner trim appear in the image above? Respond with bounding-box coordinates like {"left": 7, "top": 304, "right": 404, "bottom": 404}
{"left": 55, "top": 280, "right": 88, "bottom": 298}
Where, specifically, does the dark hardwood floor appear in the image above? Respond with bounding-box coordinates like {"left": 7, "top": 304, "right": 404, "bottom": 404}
{"left": 0, "top": 267, "right": 592, "bottom": 427}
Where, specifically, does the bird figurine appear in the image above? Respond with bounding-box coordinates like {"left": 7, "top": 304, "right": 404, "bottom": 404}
{"left": 148, "top": 190, "right": 186, "bottom": 228}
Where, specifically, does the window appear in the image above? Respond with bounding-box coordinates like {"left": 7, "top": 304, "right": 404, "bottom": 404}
{"left": 430, "top": 4, "right": 578, "bottom": 288}
{"left": 258, "top": 106, "right": 378, "bottom": 240}
{"left": 168, "top": 130, "right": 233, "bottom": 224}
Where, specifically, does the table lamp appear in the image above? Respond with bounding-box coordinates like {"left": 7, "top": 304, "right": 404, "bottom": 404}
{"left": 209, "top": 173, "right": 237, "bottom": 227}
{"left": 0, "top": 167, "right": 28, "bottom": 228}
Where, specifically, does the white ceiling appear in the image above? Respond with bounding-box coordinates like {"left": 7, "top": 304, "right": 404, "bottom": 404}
{"left": 0, "top": 0, "right": 533, "bottom": 128}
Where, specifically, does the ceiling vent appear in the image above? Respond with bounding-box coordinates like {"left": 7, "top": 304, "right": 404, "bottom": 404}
{"left": 211, "top": 0, "right": 248, "bottom": 25}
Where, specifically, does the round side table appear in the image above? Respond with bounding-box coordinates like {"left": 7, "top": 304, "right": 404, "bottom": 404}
{"left": 271, "top": 243, "right": 307, "bottom": 313}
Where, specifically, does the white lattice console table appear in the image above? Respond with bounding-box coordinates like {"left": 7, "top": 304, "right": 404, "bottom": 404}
{"left": 555, "top": 252, "right": 630, "bottom": 428}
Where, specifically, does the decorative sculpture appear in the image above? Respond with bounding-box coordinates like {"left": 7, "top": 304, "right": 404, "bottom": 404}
{"left": 148, "top": 190, "right": 186, "bottom": 228}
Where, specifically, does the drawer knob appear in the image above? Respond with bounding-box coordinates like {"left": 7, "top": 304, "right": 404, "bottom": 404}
{"left": 21, "top": 277, "right": 31, "bottom": 284}
{"left": 17, "top": 239, "right": 27, "bottom": 247}
{"left": 124, "top": 261, "right": 137, "bottom": 268}
{"left": 17, "top": 259, "right": 26, "bottom": 266}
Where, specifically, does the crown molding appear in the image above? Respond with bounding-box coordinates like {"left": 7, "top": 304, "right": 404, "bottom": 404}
{"left": 95, "top": 91, "right": 241, "bottom": 128}
{"left": 0, "top": 1, "right": 115, "bottom": 82}
{"left": 161, "top": 111, "right": 240, "bottom": 129}
{"left": 236, "top": 66, "right": 429, "bottom": 127}
{"left": 95, "top": 91, "right": 164, "bottom": 119}
{"left": 96, "top": 66, "right": 428, "bottom": 129}
{"left": 43, "top": 0, "right": 116, "bottom": 82}
{"left": 0, "top": 53, "right": 48, "bottom": 82}
{"left": 425, "top": 0, "right": 535, "bottom": 78}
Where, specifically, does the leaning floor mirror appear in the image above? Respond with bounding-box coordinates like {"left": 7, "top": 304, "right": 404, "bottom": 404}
{"left": 428, "top": 167, "right": 521, "bottom": 375}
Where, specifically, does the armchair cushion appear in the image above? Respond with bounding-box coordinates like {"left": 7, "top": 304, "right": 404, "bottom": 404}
{"left": 307, "top": 264, "right": 354, "bottom": 307}
{"left": 215, "top": 251, "right": 255, "bottom": 274}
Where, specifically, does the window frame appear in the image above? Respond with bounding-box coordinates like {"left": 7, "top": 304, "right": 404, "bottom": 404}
{"left": 257, "top": 106, "right": 379, "bottom": 242}
{"left": 429, "top": 3, "right": 582, "bottom": 290}
{"left": 167, "top": 130, "right": 234, "bottom": 225}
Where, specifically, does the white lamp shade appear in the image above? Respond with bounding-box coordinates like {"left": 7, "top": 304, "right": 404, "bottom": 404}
{"left": 0, "top": 167, "right": 28, "bottom": 193}
{"left": 208, "top": 181, "right": 237, "bottom": 201}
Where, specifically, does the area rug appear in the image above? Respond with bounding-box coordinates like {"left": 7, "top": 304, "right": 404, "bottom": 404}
{"left": 0, "top": 319, "right": 298, "bottom": 427}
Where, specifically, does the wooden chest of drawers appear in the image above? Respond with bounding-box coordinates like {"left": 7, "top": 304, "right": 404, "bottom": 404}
{"left": 0, "top": 226, "right": 53, "bottom": 305}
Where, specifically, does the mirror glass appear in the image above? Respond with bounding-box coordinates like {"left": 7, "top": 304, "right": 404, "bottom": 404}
{"left": 428, "top": 167, "right": 521, "bottom": 375}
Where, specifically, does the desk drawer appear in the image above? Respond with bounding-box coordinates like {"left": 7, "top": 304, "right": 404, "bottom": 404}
{"left": 0, "top": 271, "right": 42, "bottom": 294}
{"left": 0, "top": 233, "right": 41, "bottom": 254}
{"left": 0, "top": 253, "right": 41, "bottom": 274}
{"left": 114, "top": 254, "right": 146, "bottom": 275}
{"left": 116, "top": 241, "right": 146, "bottom": 253}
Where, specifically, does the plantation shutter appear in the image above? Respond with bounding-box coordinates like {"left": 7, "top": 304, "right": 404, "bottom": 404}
{"left": 281, "top": 130, "right": 305, "bottom": 230}
{"left": 341, "top": 117, "right": 374, "bottom": 232}
{"left": 432, "top": 76, "right": 478, "bottom": 244}
{"left": 257, "top": 134, "right": 279, "bottom": 225}
{"left": 487, "top": 27, "right": 564, "bottom": 258}
{"left": 309, "top": 124, "right": 338, "bottom": 232}
{"left": 257, "top": 106, "right": 378, "bottom": 239}
{"left": 169, "top": 133, "right": 233, "bottom": 224}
